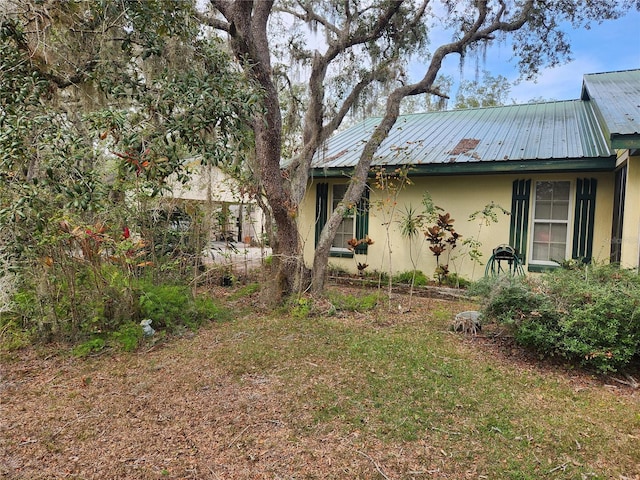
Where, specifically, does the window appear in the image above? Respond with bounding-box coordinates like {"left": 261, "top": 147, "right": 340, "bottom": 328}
{"left": 315, "top": 182, "right": 369, "bottom": 257}
{"left": 531, "top": 181, "right": 571, "bottom": 264}
{"left": 331, "top": 184, "right": 355, "bottom": 252}
{"left": 510, "top": 178, "right": 597, "bottom": 271}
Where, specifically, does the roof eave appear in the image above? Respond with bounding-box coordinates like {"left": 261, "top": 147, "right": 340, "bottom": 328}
{"left": 311, "top": 157, "right": 617, "bottom": 178}
{"left": 611, "top": 134, "right": 640, "bottom": 150}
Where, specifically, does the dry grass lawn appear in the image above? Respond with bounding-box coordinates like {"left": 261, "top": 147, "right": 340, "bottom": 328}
{"left": 1, "top": 287, "right": 639, "bottom": 479}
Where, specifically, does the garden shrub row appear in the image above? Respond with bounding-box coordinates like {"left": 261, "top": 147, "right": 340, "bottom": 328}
{"left": 477, "top": 264, "right": 640, "bottom": 373}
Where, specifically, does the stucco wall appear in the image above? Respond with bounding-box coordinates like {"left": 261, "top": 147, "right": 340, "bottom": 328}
{"left": 620, "top": 152, "right": 640, "bottom": 270}
{"left": 301, "top": 171, "right": 614, "bottom": 281}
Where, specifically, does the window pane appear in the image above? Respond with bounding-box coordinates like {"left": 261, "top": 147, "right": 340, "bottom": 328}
{"left": 550, "top": 224, "right": 567, "bottom": 242}
{"left": 331, "top": 185, "right": 355, "bottom": 249}
{"left": 532, "top": 242, "right": 548, "bottom": 261}
{"left": 533, "top": 224, "right": 550, "bottom": 242}
{"left": 550, "top": 242, "right": 566, "bottom": 261}
{"left": 532, "top": 224, "right": 550, "bottom": 261}
{"left": 551, "top": 201, "right": 569, "bottom": 220}
{"left": 554, "top": 181, "right": 570, "bottom": 200}
{"left": 534, "top": 181, "right": 570, "bottom": 220}
{"left": 536, "top": 181, "right": 554, "bottom": 201}
{"left": 535, "top": 201, "right": 552, "bottom": 219}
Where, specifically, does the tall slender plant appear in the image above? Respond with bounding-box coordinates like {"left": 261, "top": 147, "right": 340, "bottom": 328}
{"left": 397, "top": 192, "right": 442, "bottom": 307}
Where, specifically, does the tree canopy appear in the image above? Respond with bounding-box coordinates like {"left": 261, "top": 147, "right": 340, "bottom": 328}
{"left": 0, "top": 0, "right": 261, "bottom": 334}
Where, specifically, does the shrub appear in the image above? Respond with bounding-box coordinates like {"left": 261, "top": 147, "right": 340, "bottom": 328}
{"left": 72, "top": 337, "right": 107, "bottom": 357}
{"left": 139, "top": 282, "right": 224, "bottom": 331}
{"left": 481, "top": 266, "right": 640, "bottom": 373}
{"left": 139, "top": 283, "right": 191, "bottom": 330}
{"left": 394, "top": 270, "right": 428, "bottom": 286}
{"left": 440, "top": 272, "right": 471, "bottom": 288}
{"left": 111, "top": 322, "right": 144, "bottom": 352}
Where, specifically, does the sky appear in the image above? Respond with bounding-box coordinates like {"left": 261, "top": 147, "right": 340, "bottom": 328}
{"left": 409, "top": 7, "right": 640, "bottom": 105}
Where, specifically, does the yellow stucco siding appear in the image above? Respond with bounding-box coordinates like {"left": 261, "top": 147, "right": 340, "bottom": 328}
{"left": 301, "top": 171, "right": 614, "bottom": 281}
{"left": 620, "top": 153, "right": 640, "bottom": 269}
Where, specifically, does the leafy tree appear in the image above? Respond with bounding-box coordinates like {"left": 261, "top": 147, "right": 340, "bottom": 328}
{"left": 0, "top": 1, "right": 259, "bottom": 336}
{"left": 454, "top": 71, "right": 512, "bottom": 109}
{"left": 200, "top": 0, "right": 638, "bottom": 296}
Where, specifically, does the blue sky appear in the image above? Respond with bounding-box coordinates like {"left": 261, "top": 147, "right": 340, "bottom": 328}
{"left": 415, "top": 8, "right": 640, "bottom": 104}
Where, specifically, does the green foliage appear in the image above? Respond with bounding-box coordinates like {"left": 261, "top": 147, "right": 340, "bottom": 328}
{"left": 139, "top": 283, "right": 191, "bottom": 330}
{"left": 440, "top": 272, "right": 471, "bottom": 288}
{"left": 482, "top": 266, "right": 640, "bottom": 373}
{"left": 454, "top": 71, "right": 512, "bottom": 109}
{"left": 327, "top": 291, "right": 380, "bottom": 312}
{"left": 111, "top": 323, "right": 143, "bottom": 352}
{"left": 290, "top": 297, "right": 313, "bottom": 319}
{"left": 72, "top": 337, "right": 107, "bottom": 357}
{"left": 0, "top": 2, "right": 256, "bottom": 345}
{"left": 394, "top": 270, "right": 428, "bottom": 286}
{"left": 139, "top": 282, "right": 226, "bottom": 331}
{"left": 0, "top": 318, "right": 33, "bottom": 352}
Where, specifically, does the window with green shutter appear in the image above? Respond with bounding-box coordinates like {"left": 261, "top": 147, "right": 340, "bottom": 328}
{"left": 314, "top": 182, "right": 370, "bottom": 256}
{"left": 510, "top": 178, "right": 597, "bottom": 271}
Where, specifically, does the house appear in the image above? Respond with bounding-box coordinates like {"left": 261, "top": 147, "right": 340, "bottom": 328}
{"left": 168, "top": 162, "right": 267, "bottom": 246}
{"left": 299, "top": 69, "right": 640, "bottom": 281}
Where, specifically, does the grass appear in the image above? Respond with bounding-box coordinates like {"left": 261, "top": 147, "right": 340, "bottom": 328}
{"left": 2, "top": 289, "right": 638, "bottom": 479}
{"left": 194, "top": 293, "right": 639, "bottom": 478}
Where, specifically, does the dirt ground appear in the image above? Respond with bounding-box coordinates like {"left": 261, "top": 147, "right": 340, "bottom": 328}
{"left": 1, "top": 288, "right": 638, "bottom": 480}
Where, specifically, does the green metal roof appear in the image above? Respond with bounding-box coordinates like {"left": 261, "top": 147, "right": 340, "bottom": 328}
{"left": 312, "top": 99, "right": 615, "bottom": 176}
{"left": 581, "top": 69, "right": 640, "bottom": 149}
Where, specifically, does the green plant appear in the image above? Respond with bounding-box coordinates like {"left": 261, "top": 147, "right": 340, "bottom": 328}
{"left": 139, "top": 283, "right": 193, "bottom": 330}
{"left": 0, "top": 318, "right": 33, "bottom": 352}
{"left": 72, "top": 337, "right": 107, "bottom": 357}
{"left": 440, "top": 272, "right": 471, "bottom": 288}
{"left": 229, "top": 282, "right": 261, "bottom": 300}
{"left": 482, "top": 266, "right": 640, "bottom": 373}
{"left": 327, "top": 291, "right": 380, "bottom": 311}
{"left": 291, "top": 296, "right": 313, "bottom": 319}
{"left": 111, "top": 322, "right": 143, "bottom": 352}
{"left": 371, "top": 165, "right": 414, "bottom": 306}
{"left": 453, "top": 201, "right": 510, "bottom": 278}
{"left": 394, "top": 270, "right": 428, "bottom": 286}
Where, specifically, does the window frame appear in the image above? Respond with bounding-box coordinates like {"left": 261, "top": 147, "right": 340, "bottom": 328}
{"left": 315, "top": 182, "right": 370, "bottom": 258}
{"left": 528, "top": 179, "right": 574, "bottom": 267}
{"left": 329, "top": 183, "right": 357, "bottom": 255}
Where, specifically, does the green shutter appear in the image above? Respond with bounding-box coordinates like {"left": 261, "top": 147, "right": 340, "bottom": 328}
{"left": 354, "top": 186, "right": 370, "bottom": 254}
{"left": 315, "top": 183, "right": 328, "bottom": 247}
{"left": 572, "top": 178, "right": 597, "bottom": 263}
{"left": 509, "top": 179, "right": 531, "bottom": 264}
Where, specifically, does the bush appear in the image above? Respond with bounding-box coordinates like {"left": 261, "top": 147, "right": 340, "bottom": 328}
{"left": 481, "top": 266, "right": 640, "bottom": 373}
{"left": 111, "top": 322, "right": 144, "bottom": 352}
{"left": 441, "top": 272, "right": 471, "bottom": 288}
{"left": 139, "top": 282, "right": 223, "bottom": 331}
{"left": 394, "top": 270, "right": 428, "bottom": 286}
